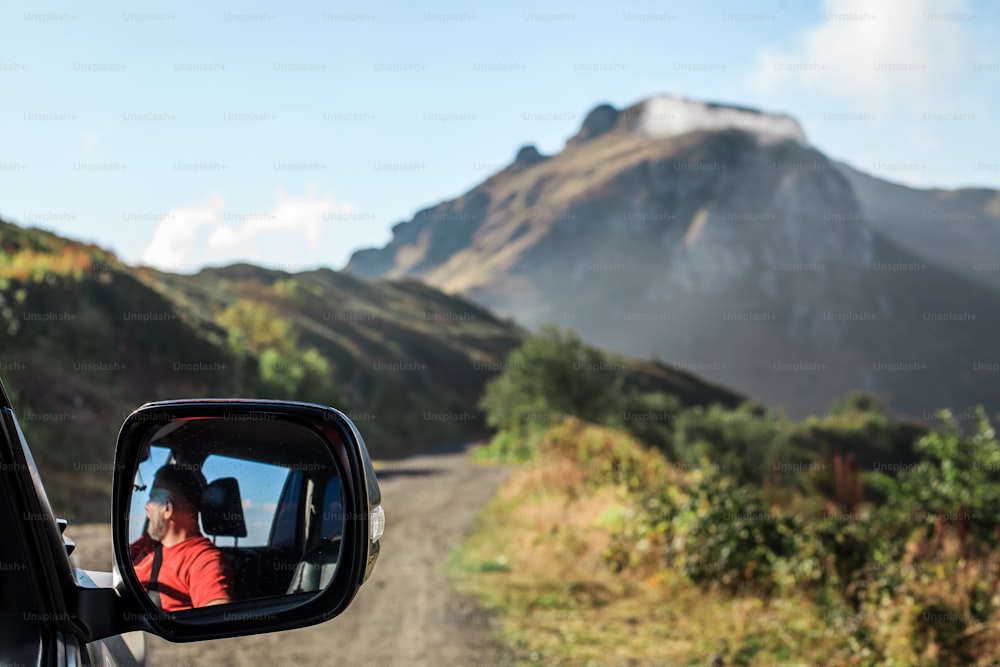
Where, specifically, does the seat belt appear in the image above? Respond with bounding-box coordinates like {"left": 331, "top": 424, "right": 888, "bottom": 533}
{"left": 148, "top": 542, "right": 163, "bottom": 608}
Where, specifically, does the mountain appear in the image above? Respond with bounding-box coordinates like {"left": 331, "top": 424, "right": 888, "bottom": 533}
{"left": 0, "top": 217, "right": 746, "bottom": 520}
{"left": 833, "top": 162, "right": 1000, "bottom": 292}
{"left": 345, "top": 94, "right": 1000, "bottom": 419}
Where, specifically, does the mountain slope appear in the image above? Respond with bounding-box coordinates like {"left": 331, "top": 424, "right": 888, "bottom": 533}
{"left": 834, "top": 161, "right": 1000, "bottom": 292}
{"left": 0, "top": 217, "right": 746, "bottom": 520}
{"left": 345, "top": 94, "right": 1000, "bottom": 419}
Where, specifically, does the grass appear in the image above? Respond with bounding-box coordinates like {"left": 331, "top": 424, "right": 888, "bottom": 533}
{"left": 448, "top": 417, "right": 1000, "bottom": 665}
{"left": 448, "top": 425, "right": 855, "bottom": 666}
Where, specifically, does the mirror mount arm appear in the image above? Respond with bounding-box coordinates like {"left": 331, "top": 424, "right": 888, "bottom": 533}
{"left": 70, "top": 583, "right": 148, "bottom": 642}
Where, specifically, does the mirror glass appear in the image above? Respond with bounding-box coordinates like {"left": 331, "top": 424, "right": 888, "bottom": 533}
{"left": 125, "top": 414, "right": 345, "bottom": 613}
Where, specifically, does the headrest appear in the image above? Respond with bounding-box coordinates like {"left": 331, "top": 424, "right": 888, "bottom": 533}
{"left": 200, "top": 477, "right": 247, "bottom": 538}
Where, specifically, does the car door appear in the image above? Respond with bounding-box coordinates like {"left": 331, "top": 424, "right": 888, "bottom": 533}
{"left": 1, "top": 381, "right": 382, "bottom": 655}
{"left": 0, "top": 414, "right": 49, "bottom": 664}
{"left": 0, "top": 380, "right": 143, "bottom": 666}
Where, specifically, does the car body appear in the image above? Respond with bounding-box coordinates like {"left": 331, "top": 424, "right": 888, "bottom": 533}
{"left": 0, "top": 374, "right": 383, "bottom": 665}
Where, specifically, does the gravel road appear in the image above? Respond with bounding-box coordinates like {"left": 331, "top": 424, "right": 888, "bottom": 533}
{"left": 67, "top": 442, "right": 517, "bottom": 667}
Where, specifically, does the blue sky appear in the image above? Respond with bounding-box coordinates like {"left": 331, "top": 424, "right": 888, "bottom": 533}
{"left": 1, "top": 0, "right": 997, "bottom": 273}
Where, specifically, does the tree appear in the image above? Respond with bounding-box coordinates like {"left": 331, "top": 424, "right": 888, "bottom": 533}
{"left": 219, "top": 299, "right": 346, "bottom": 408}
{"left": 479, "top": 325, "right": 626, "bottom": 431}
{"left": 828, "top": 391, "right": 888, "bottom": 417}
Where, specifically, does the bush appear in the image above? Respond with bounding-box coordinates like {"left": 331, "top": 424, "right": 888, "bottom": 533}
{"left": 796, "top": 393, "right": 925, "bottom": 495}
{"left": 666, "top": 469, "right": 801, "bottom": 595}
{"left": 537, "top": 417, "right": 670, "bottom": 492}
{"left": 216, "top": 299, "right": 346, "bottom": 406}
{"left": 869, "top": 406, "right": 1000, "bottom": 549}
{"left": 804, "top": 506, "right": 910, "bottom": 599}
{"left": 259, "top": 346, "right": 346, "bottom": 406}
{"left": 472, "top": 425, "right": 540, "bottom": 463}
{"left": 671, "top": 404, "right": 807, "bottom": 487}
{"left": 618, "top": 389, "right": 681, "bottom": 453}
{"left": 479, "top": 325, "right": 626, "bottom": 432}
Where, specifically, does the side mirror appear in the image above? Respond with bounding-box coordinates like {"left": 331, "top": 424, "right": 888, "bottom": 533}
{"left": 107, "top": 399, "right": 383, "bottom": 642}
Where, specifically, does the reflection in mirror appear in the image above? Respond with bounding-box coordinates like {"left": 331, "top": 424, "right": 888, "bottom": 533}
{"left": 127, "top": 415, "right": 344, "bottom": 612}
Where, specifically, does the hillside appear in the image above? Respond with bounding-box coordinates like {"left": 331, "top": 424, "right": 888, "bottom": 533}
{"left": 834, "top": 162, "right": 1000, "bottom": 292}
{"left": 0, "top": 217, "right": 745, "bottom": 520}
{"left": 345, "top": 94, "right": 1000, "bottom": 419}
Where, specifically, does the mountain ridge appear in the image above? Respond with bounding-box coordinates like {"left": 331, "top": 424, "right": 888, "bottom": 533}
{"left": 344, "top": 95, "right": 1000, "bottom": 419}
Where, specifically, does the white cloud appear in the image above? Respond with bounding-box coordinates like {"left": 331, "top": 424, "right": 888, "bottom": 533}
{"left": 140, "top": 196, "right": 226, "bottom": 271}
{"left": 206, "top": 195, "right": 345, "bottom": 252}
{"left": 242, "top": 498, "right": 278, "bottom": 514}
{"left": 139, "top": 193, "right": 356, "bottom": 273}
{"left": 750, "top": 0, "right": 972, "bottom": 104}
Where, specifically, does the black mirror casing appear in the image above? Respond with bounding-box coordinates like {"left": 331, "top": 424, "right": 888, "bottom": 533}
{"left": 103, "top": 399, "right": 382, "bottom": 643}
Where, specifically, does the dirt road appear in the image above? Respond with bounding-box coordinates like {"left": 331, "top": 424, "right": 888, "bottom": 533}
{"left": 67, "top": 443, "right": 518, "bottom": 667}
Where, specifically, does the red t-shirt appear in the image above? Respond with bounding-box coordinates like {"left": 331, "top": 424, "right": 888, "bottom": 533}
{"left": 131, "top": 534, "right": 234, "bottom": 611}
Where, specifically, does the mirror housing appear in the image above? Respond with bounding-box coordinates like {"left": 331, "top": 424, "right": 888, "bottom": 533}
{"left": 102, "top": 399, "right": 382, "bottom": 642}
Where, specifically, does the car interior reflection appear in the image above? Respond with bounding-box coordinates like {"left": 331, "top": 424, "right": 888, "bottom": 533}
{"left": 127, "top": 417, "right": 346, "bottom": 609}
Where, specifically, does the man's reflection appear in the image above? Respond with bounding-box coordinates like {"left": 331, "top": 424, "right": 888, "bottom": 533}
{"left": 129, "top": 464, "right": 234, "bottom": 611}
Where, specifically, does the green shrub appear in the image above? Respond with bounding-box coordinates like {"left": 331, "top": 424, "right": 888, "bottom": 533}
{"left": 796, "top": 393, "right": 926, "bottom": 499}
{"left": 618, "top": 389, "right": 681, "bottom": 453}
{"left": 869, "top": 406, "right": 1000, "bottom": 549}
{"left": 473, "top": 425, "right": 541, "bottom": 463}
{"left": 479, "top": 325, "right": 626, "bottom": 431}
{"left": 804, "top": 507, "right": 909, "bottom": 599}
{"left": 667, "top": 471, "right": 800, "bottom": 594}
{"left": 671, "top": 404, "right": 808, "bottom": 487}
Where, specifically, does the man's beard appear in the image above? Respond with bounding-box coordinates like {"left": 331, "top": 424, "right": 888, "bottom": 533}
{"left": 148, "top": 508, "right": 168, "bottom": 542}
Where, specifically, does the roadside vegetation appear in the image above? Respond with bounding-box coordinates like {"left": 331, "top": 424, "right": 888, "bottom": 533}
{"left": 453, "top": 326, "right": 1000, "bottom": 666}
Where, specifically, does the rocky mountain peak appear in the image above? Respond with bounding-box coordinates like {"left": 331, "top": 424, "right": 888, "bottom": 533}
{"left": 630, "top": 94, "right": 808, "bottom": 145}
{"left": 562, "top": 95, "right": 807, "bottom": 150}
{"left": 514, "top": 144, "right": 546, "bottom": 168}
{"left": 566, "top": 103, "right": 621, "bottom": 146}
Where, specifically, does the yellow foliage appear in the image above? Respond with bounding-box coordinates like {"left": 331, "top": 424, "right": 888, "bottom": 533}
{"left": 0, "top": 247, "right": 95, "bottom": 281}
{"left": 217, "top": 299, "right": 295, "bottom": 355}
{"left": 536, "top": 417, "right": 680, "bottom": 491}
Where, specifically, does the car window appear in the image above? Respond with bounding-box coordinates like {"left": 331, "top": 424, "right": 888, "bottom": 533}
{"left": 200, "top": 454, "right": 290, "bottom": 547}
{"left": 270, "top": 470, "right": 304, "bottom": 549}
{"left": 128, "top": 445, "right": 172, "bottom": 542}
{"left": 320, "top": 477, "right": 344, "bottom": 541}
{"left": 128, "top": 446, "right": 292, "bottom": 547}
